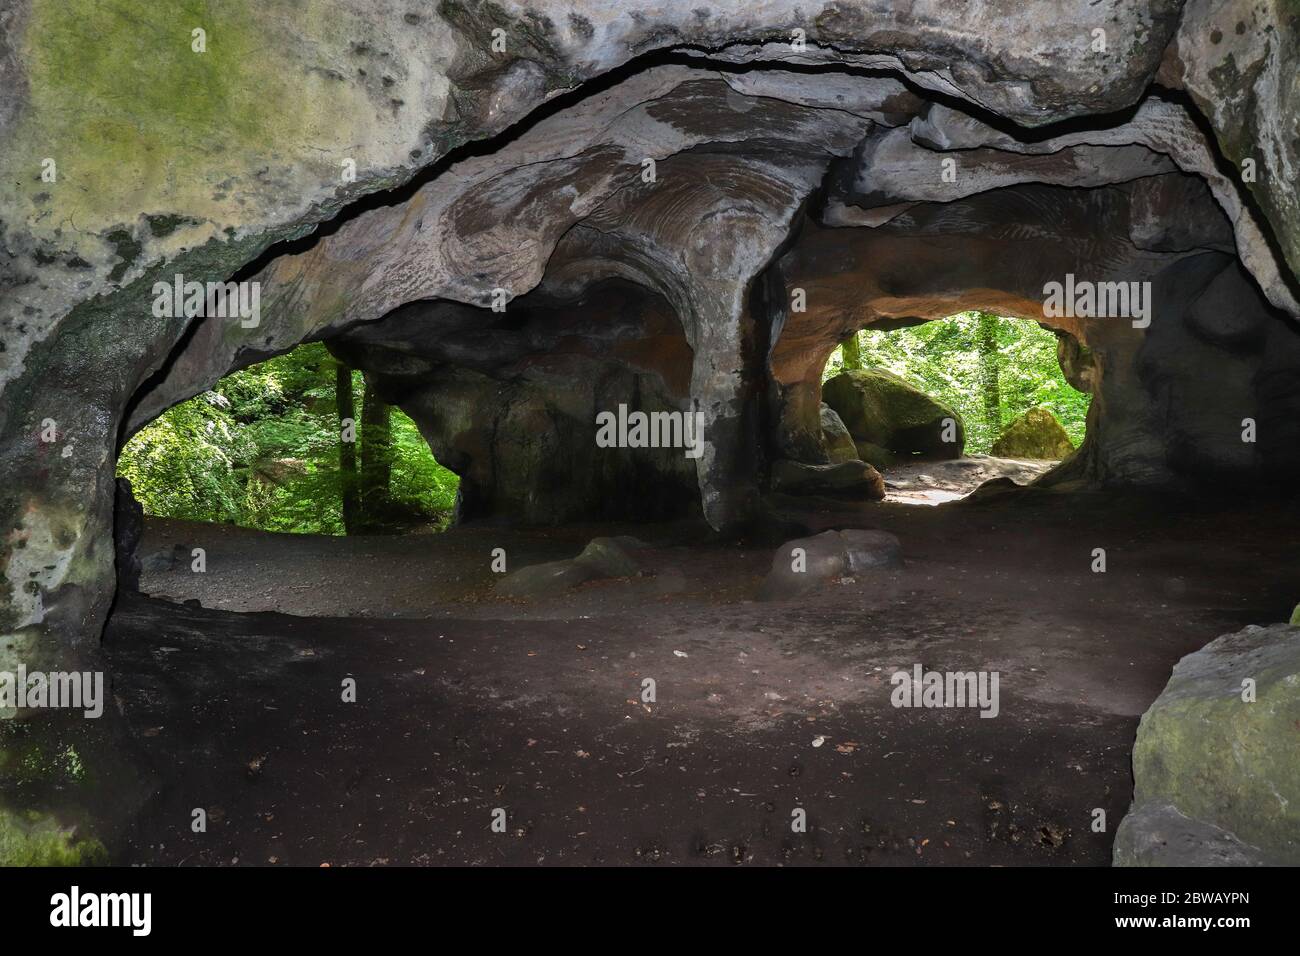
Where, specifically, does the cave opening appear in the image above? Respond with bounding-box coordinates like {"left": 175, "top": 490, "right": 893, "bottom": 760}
{"left": 6, "top": 11, "right": 1300, "bottom": 879}
{"left": 87, "top": 58, "right": 1300, "bottom": 868}
{"left": 116, "top": 342, "right": 461, "bottom": 538}
{"left": 816, "top": 312, "right": 1092, "bottom": 505}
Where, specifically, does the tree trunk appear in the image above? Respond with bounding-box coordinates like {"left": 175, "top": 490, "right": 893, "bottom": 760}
{"left": 359, "top": 372, "right": 393, "bottom": 526}
{"left": 840, "top": 331, "right": 864, "bottom": 371}
{"left": 335, "top": 360, "right": 360, "bottom": 534}
{"left": 975, "top": 312, "right": 1002, "bottom": 434}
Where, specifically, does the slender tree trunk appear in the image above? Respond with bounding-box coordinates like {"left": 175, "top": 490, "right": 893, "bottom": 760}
{"left": 840, "top": 331, "right": 864, "bottom": 371}
{"left": 975, "top": 312, "right": 1002, "bottom": 434}
{"left": 359, "top": 372, "right": 393, "bottom": 526}
{"left": 335, "top": 360, "right": 360, "bottom": 534}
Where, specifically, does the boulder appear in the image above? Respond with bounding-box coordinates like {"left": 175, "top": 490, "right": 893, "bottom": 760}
{"left": 820, "top": 404, "right": 859, "bottom": 464}
{"left": 496, "top": 560, "right": 595, "bottom": 598}
{"left": 769, "top": 459, "right": 886, "bottom": 499}
{"left": 822, "top": 369, "right": 964, "bottom": 460}
{"left": 1114, "top": 623, "right": 1300, "bottom": 865}
{"left": 760, "top": 528, "right": 902, "bottom": 600}
{"left": 498, "top": 536, "right": 648, "bottom": 598}
{"left": 990, "top": 407, "right": 1075, "bottom": 460}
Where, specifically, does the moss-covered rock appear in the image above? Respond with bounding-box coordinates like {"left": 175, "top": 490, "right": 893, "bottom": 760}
{"left": 1118, "top": 623, "right": 1300, "bottom": 864}
{"left": 822, "top": 369, "right": 964, "bottom": 460}
{"left": 819, "top": 404, "right": 858, "bottom": 464}
{"left": 990, "top": 407, "right": 1075, "bottom": 460}
{"left": 759, "top": 528, "right": 901, "bottom": 600}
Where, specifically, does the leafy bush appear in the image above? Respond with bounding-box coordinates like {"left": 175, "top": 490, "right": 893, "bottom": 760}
{"left": 825, "top": 312, "right": 1090, "bottom": 454}
{"left": 117, "top": 343, "right": 458, "bottom": 534}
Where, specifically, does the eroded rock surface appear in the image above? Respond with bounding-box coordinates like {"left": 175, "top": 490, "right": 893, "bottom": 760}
{"left": 1115, "top": 623, "right": 1300, "bottom": 866}
{"left": 822, "top": 369, "right": 966, "bottom": 461}
{"left": 3, "top": 0, "right": 1300, "bottom": 858}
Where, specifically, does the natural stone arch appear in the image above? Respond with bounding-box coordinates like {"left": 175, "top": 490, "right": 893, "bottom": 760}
{"left": 765, "top": 167, "right": 1298, "bottom": 490}
{"left": 2, "top": 7, "right": 1299, "bottom": 823}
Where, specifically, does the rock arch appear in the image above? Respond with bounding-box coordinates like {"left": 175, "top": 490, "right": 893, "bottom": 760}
{"left": 2, "top": 0, "right": 1299, "bottom": 758}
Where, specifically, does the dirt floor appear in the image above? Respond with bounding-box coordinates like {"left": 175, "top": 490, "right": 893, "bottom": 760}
{"left": 102, "top": 480, "right": 1300, "bottom": 867}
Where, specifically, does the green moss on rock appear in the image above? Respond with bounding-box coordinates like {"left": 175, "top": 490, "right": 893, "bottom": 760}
{"left": 990, "top": 407, "right": 1075, "bottom": 460}
{"left": 1130, "top": 623, "right": 1300, "bottom": 861}
{"left": 822, "top": 368, "right": 965, "bottom": 460}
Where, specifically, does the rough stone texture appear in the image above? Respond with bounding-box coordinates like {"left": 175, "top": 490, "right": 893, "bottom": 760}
{"left": 573, "top": 537, "right": 642, "bottom": 578}
{"left": 819, "top": 404, "right": 859, "bottom": 465}
{"left": 1173, "top": 0, "right": 1300, "bottom": 291}
{"left": 1113, "top": 800, "right": 1269, "bottom": 867}
{"left": 773, "top": 178, "right": 1300, "bottom": 490}
{"left": 991, "top": 407, "right": 1076, "bottom": 460}
{"left": 496, "top": 559, "right": 595, "bottom": 598}
{"left": 329, "top": 282, "right": 702, "bottom": 524}
{"left": 822, "top": 369, "right": 966, "bottom": 461}
{"left": 769, "top": 459, "right": 886, "bottom": 498}
{"left": 3, "top": 0, "right": 1300, "bottom": 854}
{"left": 1117, "top": 623, "right": 1300, "bottom": 865}
{"left": 497, "top": 535, "right": 644, "bottom": 597}
{"left": 759, "top": 528, "right": 900, "bottom": 600}
{"left": 840, "top": 529, "right": 904, "bottom": 572}
{"left": 6, "top": 4, "right": 1300, "bottom": 663}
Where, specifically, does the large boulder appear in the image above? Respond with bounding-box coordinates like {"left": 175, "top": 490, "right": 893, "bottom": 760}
{"left": 1114, "top": 623, "right": 1300, "bottom": 866}
{"left": 769, "top": 459, "right": 885, "bottom": 499}
{"left": 822, "top": 369, "right": 965, "bottom": 460}
{"left": 760, "top": 528, "right": 901, "bottom": 600}
{"left": 990, "top": 407, "right": 1075, "bottom": 460}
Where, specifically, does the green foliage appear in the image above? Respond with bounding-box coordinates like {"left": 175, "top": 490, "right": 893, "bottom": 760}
{"left": 0, "top": 806, "right": 107, "bottom": 867}
{"left": 389, "top": 411, "right": 459, "bottom": 531}
{"left": 117, "top": 343, "right": 458, "bottom": 534}
{"left": 825, "top": 313, "right": 1091, "bottom": 454}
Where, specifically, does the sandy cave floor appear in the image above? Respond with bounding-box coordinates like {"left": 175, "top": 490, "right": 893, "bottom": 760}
{"left": 101, "top": 484, "right": 1300, "bottom": 867}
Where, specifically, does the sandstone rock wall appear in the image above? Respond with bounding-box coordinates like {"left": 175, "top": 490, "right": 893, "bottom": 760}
{"left": 1, "top": 0, "right": 1298, "bottom": 695}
